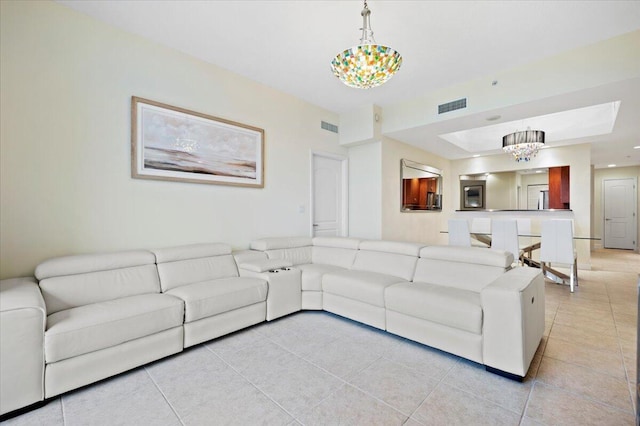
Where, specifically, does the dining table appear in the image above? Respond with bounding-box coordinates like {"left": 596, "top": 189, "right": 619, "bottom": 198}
{"left": 440, "top": 231, "right": 600, "bottom": 285}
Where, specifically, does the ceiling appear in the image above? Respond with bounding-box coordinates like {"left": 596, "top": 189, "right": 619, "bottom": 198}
{"left": 57, "top": 0, "right": 640, "bottom": 168}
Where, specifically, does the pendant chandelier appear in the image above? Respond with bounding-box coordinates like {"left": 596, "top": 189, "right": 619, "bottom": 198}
{"left": 330, "top": 1, "right": 402, "bottom": 89}
{"left": 502, "top": 129, "right": 545, "bottom": 162}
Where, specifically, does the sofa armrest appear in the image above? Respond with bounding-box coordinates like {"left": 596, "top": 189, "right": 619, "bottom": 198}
{"left": 238, "top": 259, "right": 293, "bottom": 274}
{"left": 481, "top": 267, "right": 545, "bottom": 378}
{"left": 0, "top": 277, "right": 46, "bottom": 415}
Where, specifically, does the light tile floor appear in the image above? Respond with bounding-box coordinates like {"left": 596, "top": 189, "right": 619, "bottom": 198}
{"left": 4, "top": 249, "right": 639, "bottom": 425}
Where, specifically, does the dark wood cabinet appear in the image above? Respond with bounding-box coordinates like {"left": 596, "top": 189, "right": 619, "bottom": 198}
{"left": 548, "top": 166, "right": 570, "bottom": 209}
{"left": 403, "top": 178, "right": 438, "bottom": 209}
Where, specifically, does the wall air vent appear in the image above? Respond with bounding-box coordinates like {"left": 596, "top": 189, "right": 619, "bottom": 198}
{"left": 438, "top": 98, "right": 467, "bottom": 114}
{"left": 321, "top": 121, "right": 339, "bottom": 133}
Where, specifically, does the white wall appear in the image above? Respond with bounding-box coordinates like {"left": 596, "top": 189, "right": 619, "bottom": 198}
{"left": 0, "top": 1, "right": 345, "bottom": 278}
{"left": 592, "top": 166, "right": 640, "bottom": 251}
{"left": 348, "top": 142, "right": 382, "bottom": 239}
{"left": 451, "top": 144, "right": 592, "bottom": 268}
{"left": 380, "top": 137, "right": 450, "bottom": 244}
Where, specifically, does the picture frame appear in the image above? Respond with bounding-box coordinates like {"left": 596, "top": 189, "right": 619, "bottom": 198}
{"left": 131, "top": 97, "right": 264, "bottom": 188}
{"left": 460, "top": 180, "right": 486, "bottom": 210}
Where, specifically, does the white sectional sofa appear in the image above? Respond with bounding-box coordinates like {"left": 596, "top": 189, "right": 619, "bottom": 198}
{"left": 248, "top": 237, "right": 545, "bottom": 380}
{"left": 0, "top": 237, "right": 545, "bottom": 418}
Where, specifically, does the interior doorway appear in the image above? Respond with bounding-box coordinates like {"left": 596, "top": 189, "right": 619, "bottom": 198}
{"left": 603, "top": 178, "right": 637, "bottom": 250}
{"left": 310, "top": 152, "right": 348, "bottom": 237}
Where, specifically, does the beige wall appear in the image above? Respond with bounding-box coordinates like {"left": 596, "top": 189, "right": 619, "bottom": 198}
{"left": 348, "top": 141, "right": 382, "bottom": 239}
{"left": 380, "top": 137, "right": 451, "bottom": 245}
{"left": 592, "top": 166, "right": 640, "bottom": 251}
{"left": 451, "top": 144, "right": 592, "bottom": 268}
{"left": 0, "top": 1, "right": 345, "bottom": 278}
{"left": 520, "top": 172, "right": 549, "bottom": 209}
{"left": 486, "top": 172, "right": 517, "bottom": 210}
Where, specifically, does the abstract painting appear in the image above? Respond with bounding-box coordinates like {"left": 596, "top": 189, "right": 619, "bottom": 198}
{"left": 131, "top": 97, "right": 264, "bottom": 187}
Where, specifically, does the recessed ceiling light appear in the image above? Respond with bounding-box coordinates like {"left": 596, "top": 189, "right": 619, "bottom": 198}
{"left": 535, "top": 170, "right": 543, "bottom": 173}
{"left": 607, "top": 164, "right": 616, "bottom": 168}
{"left": 472, "top": 154, "right": 480, "bottom": 158}
{"left": 634, "top": 145, "right": 640, "bottom": 149}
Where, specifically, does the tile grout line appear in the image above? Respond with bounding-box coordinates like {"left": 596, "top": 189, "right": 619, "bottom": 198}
{"left": 142, "top": 365, "right": 186, "bottom": 426}
{"left": 437, "top": 361, "right": 529, "bottom": 417}
{"left": 201, "top": 343, "right": 301, "bottom": 422}
{"left": 60, "top": 395, "right": 66, "bottom": 426}
{"left": 211, "top": 315, "right": 413, "bottom": 424}
{"left": 531, "top": 379, "right": 636, "bottom": 416}
{"left": 203, "top": 332, "right": 348, "bottom": 424}
{"left": 609, "top": 274, "right": 637, "bottom": 417}
{"left": 519, "top": 381, "right": 538, "bottom": 425}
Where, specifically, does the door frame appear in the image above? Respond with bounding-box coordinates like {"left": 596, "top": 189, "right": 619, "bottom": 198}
{"left": 310, "top": 151, "right": 349, "bottom": 237}
{"left": 602, "top": 177, "right": 637, "bottom": 250}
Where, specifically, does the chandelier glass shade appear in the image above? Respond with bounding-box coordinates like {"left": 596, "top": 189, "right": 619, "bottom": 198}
{"left": 502, "top": 130, "right": 545, "bottom": 162}
{"left": 331, "top": 1, "right": 402, "bottom": 89}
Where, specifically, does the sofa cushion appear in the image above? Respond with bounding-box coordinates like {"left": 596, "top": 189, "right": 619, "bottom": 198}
{"left": 45, "top": 294, "right": 184, "bottom": 363}
{"left": 153, "top": 243, "right": 231, "bottom": 263}
{"left": 297, "top": 263, "right": 347, "bottom": 291}
{"left": 165, "top": 277, "right": 267, "bottom": 323}
{"left": 385, "top": 282, "right": 482, "bottom": 334}
{"left": 35, "top": 250, "right": 156, "bottom": 280}
{"left": 358, "top": 240, "right": 425, "bottom": 257}
{"left": 265, "top": 247, "right": 312, "bottom": 266}
{"left": 322, "top": 270, "right": 407, "bottom": 307}
{"left": 39, "top": 264, "right": 161, "bottom": 315}
{"left": 311, "top": 246, "right": 358, "bottom": 269}
{"left": 352, "top": 250, "right": 418, "bottom": 281}
{"left": 153, "top": 244, "right": 239, "bottom": 292}
{"left": 413, "top": 246, "right": 510, "bottom": 292}
{"left": 312, "top": 237, "right": 360, "bottom": 249}
{"left": 250, "top": 237, "right": 312, "bottom": 251}
{"left": 419, "top": 246, "right": 513, "bottom": 268}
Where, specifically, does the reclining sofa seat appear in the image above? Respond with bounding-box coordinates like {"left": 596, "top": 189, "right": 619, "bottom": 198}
{"left": 34, "top": 250, "right": 184, "bottom": 398}
{"left": 249, "top": 236, "right": 361, "bottom": 310}
{"left": 322, "top": 240, "right": 425, "bottom": 330}
{"left": 386, "top": 245, "right": 545, "bottom": 377}
{"left": 152, "top": 243, "right": 268, "bottom": 348}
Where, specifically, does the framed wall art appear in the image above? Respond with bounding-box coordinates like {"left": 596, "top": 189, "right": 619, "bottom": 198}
{"left": 131, "top": 97, "right": 264, "bottom": 188}
{"left": 459, "top": 180, "right": 486, "bottom": 210}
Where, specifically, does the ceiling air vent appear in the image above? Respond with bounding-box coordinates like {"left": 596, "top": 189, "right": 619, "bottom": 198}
{"left": 438, "top": 98, "right": 467, "bottom": 114}
{"left": 321, "top": 121, "right": 339, "bottom": 134}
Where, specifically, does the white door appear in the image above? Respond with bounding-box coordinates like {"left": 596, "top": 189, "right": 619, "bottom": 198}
{"left": 604, "top": 178, "right": 637, "bottom": 250}
{"left": 312, "top": 153, "right": 347, "bottom": 237}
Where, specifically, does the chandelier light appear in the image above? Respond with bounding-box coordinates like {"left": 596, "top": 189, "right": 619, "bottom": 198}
{"left": 502, "top": 129, "right": 545, "bottom": 162}
{"left": 330, "top": 1, "right": 402, "bottom": 89}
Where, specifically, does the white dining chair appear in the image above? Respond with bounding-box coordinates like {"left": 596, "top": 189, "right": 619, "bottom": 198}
{"left": 540, "top": 219, "right": 578, "bottom": 292}
{"left": 468, "top": 217, "right": 491, "bottom": 248}
{"left": 471, "top": 217, "right": 492, "bottom": 234}
{"left": 448, "top": 219, "right": 472, "bottom": 247}
{"left": 491, "top": 219, "right": 521, "bottom": 265}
